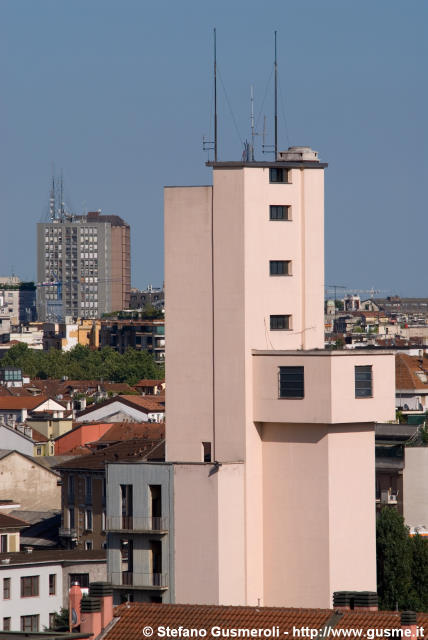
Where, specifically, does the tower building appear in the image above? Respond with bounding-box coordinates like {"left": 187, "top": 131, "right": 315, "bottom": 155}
{"left": 106, "top": 147, "right": 395, "bottom": 608}
{"left": 37, "top": 211, "right": 130, "bottom": 320}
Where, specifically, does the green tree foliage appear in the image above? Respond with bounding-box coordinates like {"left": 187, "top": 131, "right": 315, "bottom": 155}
{"left": 1, "top": 343, "right": 164, "bottom": 386}
{"left": 377, "top": 507, "right": 428, "bottom": 611}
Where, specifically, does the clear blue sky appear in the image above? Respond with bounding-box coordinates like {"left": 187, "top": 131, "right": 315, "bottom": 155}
{"left": 1, "top": 0, "right": 427, "bottom": 296}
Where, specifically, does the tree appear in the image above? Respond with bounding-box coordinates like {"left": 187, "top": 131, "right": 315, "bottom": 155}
{"left": 409, "top": 534, "right": 428, "bottom": 611}
{"left": 376, "top": 507, "right": 412, "bottom": 610}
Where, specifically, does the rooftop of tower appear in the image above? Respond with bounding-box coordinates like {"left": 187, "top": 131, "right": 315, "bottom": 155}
{"left": 207, "top": 146, "right": 328, "bottom": 169}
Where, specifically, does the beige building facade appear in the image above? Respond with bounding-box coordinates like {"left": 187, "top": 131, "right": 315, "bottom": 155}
{"left": 105, "top": 148, "right": 395, "bottom": 608}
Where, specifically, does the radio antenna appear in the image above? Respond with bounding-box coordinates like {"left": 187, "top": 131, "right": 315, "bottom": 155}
{"left": 203, "top": 28, "right": 218, "bottom": 160}
{"left": 274, "top": 30, "right": 278, "bottom": 159}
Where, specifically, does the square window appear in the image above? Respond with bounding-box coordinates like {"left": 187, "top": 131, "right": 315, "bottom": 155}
{"left": 270, "top": 260, "right": 291, "bottom": 276}
{"left": 21, "top": 615, "right": 39, "bottom": 632}
{"left": 269, "top": 205, "right": 290, "bottom": 221}
{"left": 270, "top": 315, "right": 291, "bottom": 330}
{"left": 269, "top": 167, "right": 289, "bottom": 183}
{"left": 355, "top": 365, "right": 373, "bottom": 398}
{"left": 279, "top": 366, "right": 304, "bottom": 399}
{"left": 21, "top": 576, "right": 39, "bottom": 597}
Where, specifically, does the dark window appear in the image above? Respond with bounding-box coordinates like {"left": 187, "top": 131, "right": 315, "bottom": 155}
{"left": 21, "top": 576, "right": 39, "bottom": 597}
{"left": 69, "top": 573, "right": 89, "bottom": 589}
{"left": 3, "top": 617, "right": 11, "bottom": 631}
{"left": 49, "top": 574, "right": 56, "bottom": 596}
{"left": 3, "top": 578, "right": 10, "bottom": 599}
{"left": 1, "top": 535, "right": 7, "bottom": 553}
{"left": 21, "top": 615, "right": 39, "bottom": 632}
{"left": 49, "top": 613, "right": 56, "bottom": 629}
{"left": 85, "top": 509, "right": 93, "bottom": 531}
{"left": 355, "top": 365, "right": 373, "bottom": 398}
{"left": 279, "top": 366, "right": 304, "bottom": 399}
{"left": 270, "top": 260, "right": 291, "bottom": 276}
{"left": 269, "top": 205, "right": 290, "bottom": 221}
{"left": 121, "top": 484, "right": 133, "bottom": 529}
{"left": 202, "top": 442, "right": 212, "bottom": 463}
{"left": 269, "top": 168, "right": 289, "bottom": 183}
{"left": 270, "top": 315, "right": 291, "bottom": 330}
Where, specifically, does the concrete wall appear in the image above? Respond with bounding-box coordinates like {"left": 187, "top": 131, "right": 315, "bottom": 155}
{"left": 164, "top": 187, "right": 214, "bottom": 462}
{"left": 0, "top": 452, "right": 60, "bottom": 510}
{"left": 62, "top": 561, "right": 107, "bottom": 604}
{"left": 403, "top": 447, "right": 428, "bottom": 528}
{"left": 253, "top": 351, "right": 395, "bottom": 424}
{"left": 262, "top": 422, "right": 376, "bottom": 608}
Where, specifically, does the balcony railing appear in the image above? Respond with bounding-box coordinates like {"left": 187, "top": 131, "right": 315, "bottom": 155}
{"left": 377, "top": 488, "right": 399, "bottom": 504}
{"left": 111, "top": 571, "right": 168, "bottom": 589}
{"left": 106, "top": 516, "right": 168, "bottom": 532}
{"left": 59, "top": 527, "right": 77, "bottom": 538}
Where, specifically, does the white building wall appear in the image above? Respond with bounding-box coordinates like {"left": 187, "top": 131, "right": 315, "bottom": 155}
{"left": 0, "top": 563, "right": 63, "bottom": 631}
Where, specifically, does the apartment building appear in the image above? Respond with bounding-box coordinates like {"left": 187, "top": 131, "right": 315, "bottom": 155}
{"left": 100, "top": 318, "right": 165, "bottom": 363}
{"left": 0, "top": 281, "right": 36, "bottom": 326}
{"left": 37, "top": 211, "right": 130, "bottom": 321}
{"left": 105, "top": 147, "right": 395, "bottom": 608}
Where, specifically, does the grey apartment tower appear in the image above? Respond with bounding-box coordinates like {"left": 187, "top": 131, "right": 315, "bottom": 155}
{"left": 37, "top": 211, "right": 130, "bottom": 321}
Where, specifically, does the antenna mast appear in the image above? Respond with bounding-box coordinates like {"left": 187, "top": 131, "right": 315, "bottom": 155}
{"left": 214, "top": 27, "right": 217, "bottom": 162}
{"left": 250, "top": 85, "right": 255, "bottom": 161}
{"left": 274, "top": 30, "right": 278, "bottom": 159}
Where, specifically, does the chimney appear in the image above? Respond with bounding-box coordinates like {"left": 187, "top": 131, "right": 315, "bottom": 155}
{"left": 333, "top": 591, "right": 378, "bottom": 611}
{"left": 80, "top": 597, "right": 102, "bottom": 638}
{"left": 69, "top": 582, "right": 82, "bottom": 631}
{"left": 401, "top": 611, "right": 418, "bottom": 639}
{"left": 89, "top": 582, "right": 114, "bottom": 629}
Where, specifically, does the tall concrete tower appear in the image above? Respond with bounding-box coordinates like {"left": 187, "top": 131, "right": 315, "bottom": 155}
{"left": 106, "top": 148, "right": 395, "bottom": 609}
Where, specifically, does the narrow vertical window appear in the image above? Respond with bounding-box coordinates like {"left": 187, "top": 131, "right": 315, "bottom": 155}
{"left": 355, "top": 365, "right": 373, "bottom": 398}
{"left": 202, "top": 442, "right": 212, "bottom": 462}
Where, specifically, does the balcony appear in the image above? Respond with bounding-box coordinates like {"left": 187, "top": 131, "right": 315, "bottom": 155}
{"left": 106, "top": 516, "right": 168, "bottom": 533}
{"left": 59, "top": 527, "right": 77, "bottom": 538}
{"left": 111, "top": 572, "right": 168, "bottom": 590}
{"left": 376, "top": 488, "right": 399, "bottom": 505}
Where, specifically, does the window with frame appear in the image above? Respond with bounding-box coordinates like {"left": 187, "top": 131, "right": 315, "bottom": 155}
{"left": 269, "top": 168, "right": 289, "bottom": 183}
{"left": 279, "top": 366, "right": 304, "bottom": 399}
{"left": 85, "top": 509, "right": 93, "bottom": 531}
{"left": 49, "top": 613, "right": 56, "bottom": 629}
{"left": 21, "top": 615, "right": 39, "bottom": 632}
{"left": 1, "top": 535, "right": 7, "bottom": 553}
{"left": 21, "top": 576, "right": 39, "bottom": 598}
{"left": 3, "top": 578, "right": 10, "bottom": 600}
{"left": 270, "top": 260, "right": 291, "bottom": 276}
{"left": 270, "top": 315, "right": 291, "bottom": 330}
{"left": 49, "top": 574, "right": 56, "bottom": 596}
{"left": 269, "top": 205, "right": 291, "bottom": 221}
{"left": 69, "top": 573, "right": 89, "bottom": 589}
{"left": 355, "top": 365, "right": 373, "bottom": 398}
{"left": 85, "top": 476, "right": 92, "bottom": 503}
{"left": 3, "top": 617, "right": 11, "bottom": 631}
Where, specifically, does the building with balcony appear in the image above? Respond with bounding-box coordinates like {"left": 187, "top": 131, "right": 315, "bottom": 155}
{"left": 105, "top": 147, "right": 395, "bottom": 608}
{"left": 99, "top": 319, "right": 165, "bottom": 364}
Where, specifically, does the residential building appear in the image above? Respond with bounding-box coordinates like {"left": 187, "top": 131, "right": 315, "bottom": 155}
{"left": 133, "top": 379, "right": 165, "bottom": 396}
{"left": 0, "top": 549, "right": 106, "bottom": 632}
{"left": 0, "top": 450, "right": 61, "bottom": 511}
{"left": 0, "top": 281, "right": 36, "bottom": 326}
{"left": 0, "top": 424, "right": 34, "bottom": 456}
{"left": 75, "top": 395, "right": 165, "bottom": 424}
{"left": 106, "top": 147, "right": 395, "bottom": 608}
{"left": 129, "top": 285, "right": 164, "bottom": 310}
{"left": 55, "top": 437, "right": 164, "bottom": 551}
{"left": 43, "top": 318, "right": 101, "bottom": 351}
{"left": 0, "top": 396, "right": 65, "bottom": 426}
{"left": 55, "top": 421, "right": 164, "bottom": 455}
{"left": 99, "top": 318, "right": 165, "bottom": 363}
{"left": 37, "top": 210, "right": 131, "bottom": 321}
{"left": 0, "top": 513, "right": 27, "bottom": 552}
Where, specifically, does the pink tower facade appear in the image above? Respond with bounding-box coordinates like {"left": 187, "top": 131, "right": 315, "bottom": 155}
{"left": 164, "top": 148, "right": 395, "bottom": 608}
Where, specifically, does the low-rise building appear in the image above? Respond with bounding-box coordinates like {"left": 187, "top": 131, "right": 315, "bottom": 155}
{"left": 0, "top": 450, "right": 61, "bottom": 511}
{"left": 0, "top": 549, "right": 106, "bottom": 632}
{"left": 75, "top": 395, "right": 165, "bottom": 424}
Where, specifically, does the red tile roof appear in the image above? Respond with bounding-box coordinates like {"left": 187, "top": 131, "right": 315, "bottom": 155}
{"left": 0, "top": 396, "right": 47, "bottom": 410}
{"left": 96, "top": 421, "right": 165, "bottom": 443}
{"left": 105, "top": 604, "right": 428, "bottom": 640}
{"left": 31, "top": 428, "right": 49, "bottom": 442}
{"left": 396, "top": 353, "right": 428, "bottom": 389}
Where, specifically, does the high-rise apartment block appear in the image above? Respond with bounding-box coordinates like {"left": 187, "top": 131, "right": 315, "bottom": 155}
{"left": 106, "top": 147, "right": 395, "bottom": 608}
{"left": 37, "top": 211, "right": 130, "bottom": 320}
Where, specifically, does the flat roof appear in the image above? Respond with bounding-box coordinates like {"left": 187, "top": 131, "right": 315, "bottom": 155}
{"left": 252, "top": 349, "right": 394, "bottom": 356}
{"left": 206, "top": 160, "right": 328, "bottom": 169}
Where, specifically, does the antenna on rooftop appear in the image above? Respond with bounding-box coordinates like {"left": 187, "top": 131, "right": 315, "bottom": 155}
{"left": 274, "top": 30, "right": 278, "bottom": 159}
{"left": 262, "top": 31, "right": 279, "bottom": 157}
{"left": 203, "top": 28, "right": 218, "bottom": 161}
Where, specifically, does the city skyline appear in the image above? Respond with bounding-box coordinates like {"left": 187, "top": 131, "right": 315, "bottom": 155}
{"left": 1, "top": 0, "right": 427, "bottom": 294}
